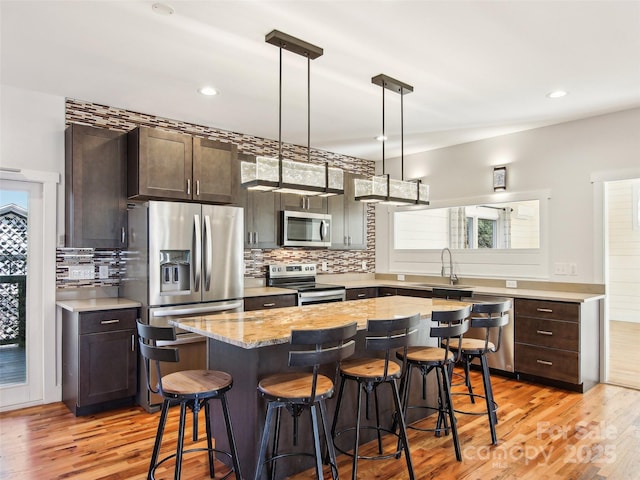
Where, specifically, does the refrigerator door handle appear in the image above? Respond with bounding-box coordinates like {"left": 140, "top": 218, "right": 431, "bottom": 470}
{"left": 204, "top": 214, "right": 213, "bottom": 292}
{"left": 193, "top": 214, "right": 201, "bottom": 292}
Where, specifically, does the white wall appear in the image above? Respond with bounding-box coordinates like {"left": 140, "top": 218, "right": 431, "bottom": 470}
{"left": 377, "top": 107, "right": 640, "bottom": 284}
{"left": 1, "top": 84, "right": 66, "bottom": 238}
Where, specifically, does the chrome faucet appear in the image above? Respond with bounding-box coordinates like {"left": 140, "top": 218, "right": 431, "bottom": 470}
{"left": 441, "top": 248, "right": 458, "bottom": 285}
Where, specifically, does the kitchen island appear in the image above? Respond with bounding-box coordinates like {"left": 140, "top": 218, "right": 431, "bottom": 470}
{"left": 172, "top": 296, "right": 467, "bottom": 478}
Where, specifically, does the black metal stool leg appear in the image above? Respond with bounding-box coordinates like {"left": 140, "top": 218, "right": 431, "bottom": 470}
{"left": 204, "top": 399, "right": 215, "bottom": 478}
{"left": 391, "top": 380, "right": 415, "bottom": 480}
{"left": 220, "top": 394, "right": 243, "bottom": 480}
{"left": 464, "top": 356, "right": 476, "bottom": 403}
{"left": 441, "top": 365, "right": 462, "bottom": 461}
{"left": 174, "top": 401, "right": 188, "bottom": 480}
{"left": 352, "top": 383, "right": 363, "bottom": 480}
{"left": 319, "top": 399, "right": 339, "bottom": 480}
{"left": 374, "top": 385, "right": 383, "bottom": 454}
{"left": 480, "top": 355, "right": 498, "bottom": 445}
{"left": 149, "top": 399, "right": 171, "bottom": 480}
{"left": 254, "top": 402, "right": 277, "bottom": 480}
{"left": 310, "top": 404, "right": 324, "bottom": 479}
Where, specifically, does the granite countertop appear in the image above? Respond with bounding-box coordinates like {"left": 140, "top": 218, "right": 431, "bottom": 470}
{"left": 56, "top": 298, "right": 141, "bottom": 313}
{"left": 172, "top": 296, "right": 466, "bottom": 349}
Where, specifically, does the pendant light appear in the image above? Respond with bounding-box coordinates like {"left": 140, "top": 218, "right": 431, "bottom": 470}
{"left": 354, "top": 74, "right": 429, "bottom": 205}
{"left": 240, "top": 30, "right": 344, "bottom": 196}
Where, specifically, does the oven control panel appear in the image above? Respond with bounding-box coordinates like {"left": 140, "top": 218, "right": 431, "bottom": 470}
{"left": 268, "top": 263, "right": 316, "bottom": 279}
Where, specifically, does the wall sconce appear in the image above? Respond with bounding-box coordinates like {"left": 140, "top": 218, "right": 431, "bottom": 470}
{"left": 493, "top": 166, "right": 507, "bottom": 192}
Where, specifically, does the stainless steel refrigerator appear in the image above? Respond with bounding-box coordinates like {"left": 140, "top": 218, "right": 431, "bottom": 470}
{"left": 122, "top": 200, "right": 244, "bottom": 411}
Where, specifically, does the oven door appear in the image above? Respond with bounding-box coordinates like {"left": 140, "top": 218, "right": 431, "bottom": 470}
{"left": 298, "top": 289, "right": 346, "bottom": 306}
{"left": 281, "top": 210, "right": 331, "bottom": 247}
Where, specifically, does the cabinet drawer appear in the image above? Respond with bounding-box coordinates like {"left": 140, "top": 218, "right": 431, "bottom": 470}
{"left": 515, "top": 343, "right": 579, "bottom": 384}
{"left": 396, "top": 288, "right": 430, "bottom": 298}
{"left": 346, "top": 287, "right": 377, "bottom": 300}
{"left": 244, "top": 294, "right": 297, "bottom": 311}
{"left": 515, "top": 299, "right": 579, "bottom": 322}
{"left": 79, "top": 308, "right": 138, "bottom": 335}
{"left": 515, "top": 317, "right": 579, "bottom": 351}
{"left": 377, "top": 287, "right": 397, "bottom": 297}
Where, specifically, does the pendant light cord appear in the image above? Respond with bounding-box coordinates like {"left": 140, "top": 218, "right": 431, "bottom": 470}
{"left": 382, "top": 81, "right": 386, "bottom": 175}
{"left": 400, "top": 86, "right": 404, "bottom": 181}
{"left": 307, "top": 54, "right": 311, "bottom": 163}
{"left": 278, "top": 45, "right": 283, "bottom": 161}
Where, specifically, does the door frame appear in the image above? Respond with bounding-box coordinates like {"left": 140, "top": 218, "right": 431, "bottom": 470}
{"left": 0, "top": 168, "right": 59, "bottom": 411}
{"left": 591, "top": 167, "right": 640, "bottom": 384}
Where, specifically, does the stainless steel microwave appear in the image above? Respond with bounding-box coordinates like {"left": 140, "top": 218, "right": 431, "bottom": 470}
{"left": 281, "top": 210, "right": 331, "bottom": 247}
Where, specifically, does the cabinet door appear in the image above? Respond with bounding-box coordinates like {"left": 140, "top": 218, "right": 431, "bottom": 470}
{"left": 244, "top": 294, "right": 297, "bottom": 311}
{"left": 281, "top": 193, "right": 327, "bottom": 214}
{"left": 128, "top": 126, "right": 193, "bottom": 200}
{"left": 248, "top": 190, "right": 279, "bottom": 248}
{"left": 193, "top": 137, "right": 238, "bottom": 204}
{"left": 329, "top": 172, "right": 367, "bottom": 250}
{"left": 65, "top": 124, "right": 127, "bottom": 248}
{"left": 78, "top": 329, "right": 136, "bottom": 406}
{"left": 344, "top": 173, "right": 367, "bottom": 249}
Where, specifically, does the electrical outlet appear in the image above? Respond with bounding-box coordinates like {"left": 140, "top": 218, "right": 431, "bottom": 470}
{"left": 506, "top": 280, "right": 518, "bottom": 288}
{"left": 569, "top": 263, "right": 577, "bottom": 276}
{"left": 321, "top": 261, "right": 328, "bottom": 272}
{"left": 361, "top": 261, "right": 367, "bottom": 271}
{"left": 99, "top": 265, "right": 109, "bottom": 279}
{"left": 397, "top": 274, "right": 405, "bottom": 281}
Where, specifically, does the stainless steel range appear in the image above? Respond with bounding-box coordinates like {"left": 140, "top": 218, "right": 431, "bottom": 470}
{"left": 267, "top": 263, "right": 345, "bottom": 305}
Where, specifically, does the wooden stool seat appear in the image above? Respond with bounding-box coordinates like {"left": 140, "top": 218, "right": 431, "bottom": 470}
{"left": 258, "top": 372, "right": 334, "bottom": 401}
{"left": 448, "top": 338, "right": 496, "bottom": 354}
{"left": 340, "top": 357, "right": 401, "bottom": 380}
{"left": 162, "top": 370, "right": 233, "bottom": 396}
{"left": 401, "top": 346, "right": 455, "bottom": 364}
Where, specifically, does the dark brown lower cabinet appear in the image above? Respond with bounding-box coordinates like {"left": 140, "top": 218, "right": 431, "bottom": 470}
{"left": 346, "top": 287, "right": 378, "bottom": 300}
{"left": 514, "top": 298, "right": 600, "bottom": 392}
{"left": 244, "top": 294, "right": 297, "bottom": 311}
{"left": 62, "top": 308, "right": 138, "bottom": 415}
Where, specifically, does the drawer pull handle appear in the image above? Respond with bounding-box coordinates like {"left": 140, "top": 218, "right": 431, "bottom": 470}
{"left": 263, "top": 303, "right": 276, "bottom": 307}
{"left": 536, "top": 359, "right": 553, "bottom": 366}
{"left": 100, "top": 319, "right": 120, "bottom": 325}
{"left": 131, "top": 334, "right": 135, "bottom": 352}
{"left": 536, "top": 330, "right": 553, "bottom": 336}
{"left": 357, "top": 293, "right": 366, "bottom": 298}
{"left": 536, "top": 308, "right": 553, "bottom": 313}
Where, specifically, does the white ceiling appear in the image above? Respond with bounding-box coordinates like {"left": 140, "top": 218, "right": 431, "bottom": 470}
{"left": 2, "top": 1, "right": 639, "bottom": 161}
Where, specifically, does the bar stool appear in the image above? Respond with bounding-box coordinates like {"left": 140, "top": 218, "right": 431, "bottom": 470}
{"left": 447, "top": 299, "right": 511, "bottom": 445}
{"left": 254, "top": 322, "right": 357, "bottom": 480}
{"left": 331, "top": 313, "right": 421, "bottom": 480}
{"left": 137, "top": 321, "right": 242, "bottom": 480}
{"left": 396, "top": 306, "right": 471, "bottom": 461}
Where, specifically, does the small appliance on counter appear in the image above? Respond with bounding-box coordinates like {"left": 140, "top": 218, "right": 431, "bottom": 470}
{"left": 122, "top": 200, "right": 244, "bottom": 411}
{"left": 267, "top": 263, "right": 345, "bottom": 305}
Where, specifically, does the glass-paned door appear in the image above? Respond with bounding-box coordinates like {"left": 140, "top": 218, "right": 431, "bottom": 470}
{"left": 0, "top": 179, "right": 43, "bottom": 409}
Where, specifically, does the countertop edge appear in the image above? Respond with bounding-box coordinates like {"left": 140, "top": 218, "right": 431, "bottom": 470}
{"left": 56, "top": 298, "right": 141, "bottom": 313}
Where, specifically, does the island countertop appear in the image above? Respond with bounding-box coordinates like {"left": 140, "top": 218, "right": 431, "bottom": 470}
{"left": 171, "top": 296, "right": 467, "bottom": 349}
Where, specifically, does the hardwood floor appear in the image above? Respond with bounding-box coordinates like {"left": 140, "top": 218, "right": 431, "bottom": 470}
{"left": 1, "top": 371, "right": 639, "bottom": 479}
{"left": 608, "top": 320, "right": 640, "bottom": 390}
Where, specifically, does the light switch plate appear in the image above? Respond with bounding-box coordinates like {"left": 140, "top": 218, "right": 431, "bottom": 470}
{"left": 397, "top": 274, "right": 405, "bottom": 281}
{"left": 506, "top": 280, "right": 518, "bottom": 288}
{"left": 68, "top": 265, "right": 95, "bottom": 280}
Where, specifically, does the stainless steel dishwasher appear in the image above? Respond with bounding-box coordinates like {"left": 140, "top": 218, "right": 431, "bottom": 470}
{"left": 465, "top": 294, "right": 515, "bottom": 373}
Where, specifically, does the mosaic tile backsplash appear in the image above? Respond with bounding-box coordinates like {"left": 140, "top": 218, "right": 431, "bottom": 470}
{"left": 57, "top": 99, "right": 375, "bottom": 289}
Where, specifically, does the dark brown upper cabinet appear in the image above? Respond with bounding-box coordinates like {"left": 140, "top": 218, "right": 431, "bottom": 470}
{"left": 65, "top": 123, "right": 128, "bottom": 248}
{"left": 127, "top": 126, "right": 238, "bottom": 204}
{"left": 328, "top": 172, "right": 367, "bottom": 250}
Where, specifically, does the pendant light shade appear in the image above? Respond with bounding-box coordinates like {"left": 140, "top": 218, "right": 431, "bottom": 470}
{"left": 240, "top": 30, "right": 344, "bottom": 196}
{"left": 355, "top": 74, "right": 429, "bottom": 206}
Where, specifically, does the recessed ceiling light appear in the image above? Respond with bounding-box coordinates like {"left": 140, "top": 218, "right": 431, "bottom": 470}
{"left": 152, "top": 3, "right": 175, "bottom": 15}
{"left": 375, "top": 135, "right": 387, "bottom": 141}
{"left": 547, "top": 90, "right": 568, "bottom": 99}
{"left": 198, "top": 86, "right": 218, "bottom": 96}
